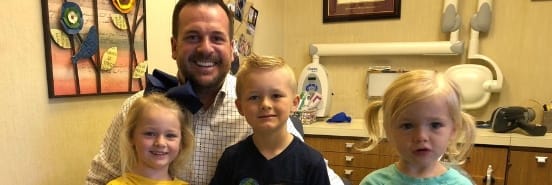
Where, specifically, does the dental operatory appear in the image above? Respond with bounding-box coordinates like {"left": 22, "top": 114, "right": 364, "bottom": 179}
{"left": 2, "top": 0, "right": 552, "bottom": 184}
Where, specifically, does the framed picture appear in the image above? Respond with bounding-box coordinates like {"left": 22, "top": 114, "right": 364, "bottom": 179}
{"left": 246, "top": 7, "right": 258, "bottom": 35}
{"left": 247, "top": 7, "right": 258, "bottom": 27}
{"left": 323, "top": 0, "right": 401, "bottom": 23}
{"left": 41, "top": 0, "right": 147, "bottom": 98}
{"left": 234, "top": 0, "right": 246, "bottom": 22}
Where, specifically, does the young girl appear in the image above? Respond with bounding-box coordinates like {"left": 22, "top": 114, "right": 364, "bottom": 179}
{"left": 107, "top": 93, "right": 194, "bottom": 185}
{"left": 360, "top": 70, "right": 476, "bottom": 185}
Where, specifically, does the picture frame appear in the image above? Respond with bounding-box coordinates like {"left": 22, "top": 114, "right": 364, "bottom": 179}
{"left": 41, "top": 0, "right": 147, "bottom": 98}
{"left": 323, "top": 0, "right": 401, "bottom": 23}
{"left": 246, "top": 7, "right": 258, "bottom": 35}
{"left": 234, "top": 0, "right": 246, "bottom": 22}
{"left": 247, "top": 7, "right": 258, "bottom": 27}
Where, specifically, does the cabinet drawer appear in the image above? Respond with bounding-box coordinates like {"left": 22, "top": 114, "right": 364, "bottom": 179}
{"left": 305, "top": 135, "right": 377, "bottom": 154}
{"left": 322, "top": 152, "right": 380, "bottom": 168}
{"left": 461, "top": 146, "right": 507, "bottom": 185}
{"left": 330, "top": 165, "right": 373, "bottom": 181}
{"left": 507, "top": 149, "right": 552, "bottom": 185}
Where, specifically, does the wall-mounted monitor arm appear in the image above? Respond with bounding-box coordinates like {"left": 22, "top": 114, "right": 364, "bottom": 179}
{"left": 309, "top": 41, "right": 464, "bottom": 56}
{"left": 309, "top": 0, "right": 463, "bottom": 57}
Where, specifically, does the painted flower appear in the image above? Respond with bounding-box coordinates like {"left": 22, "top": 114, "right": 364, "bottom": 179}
{"left": 60, "top": 2, "right": 83, "bottom": 35}
{"left": 112, "top": 0, "right": 135, "bottom": 14}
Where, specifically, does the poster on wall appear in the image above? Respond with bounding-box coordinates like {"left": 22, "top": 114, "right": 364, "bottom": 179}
{"left": 41, "top": 0, "right": 147, "bottom": 98}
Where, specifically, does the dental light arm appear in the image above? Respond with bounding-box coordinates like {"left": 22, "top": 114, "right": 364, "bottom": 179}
{"left": 471, "top": 0, "right": 492, "bottom": 32}
{"left": 442, "top": 0, "right": 461, "bottom": 41}
{"left": 310, "top": 0, "right": 463, "bottom": 57}
{"left": 468, "top": 0, "right": 503, "bottom": 92}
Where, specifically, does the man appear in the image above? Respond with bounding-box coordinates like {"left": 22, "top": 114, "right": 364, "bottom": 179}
{"left": 86, "top": 0, "right": 344, "bottom": 184}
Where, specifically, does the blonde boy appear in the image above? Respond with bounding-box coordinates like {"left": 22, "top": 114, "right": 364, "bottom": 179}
{"left": 209, "top": 54, "right": 330, "bottom": 185}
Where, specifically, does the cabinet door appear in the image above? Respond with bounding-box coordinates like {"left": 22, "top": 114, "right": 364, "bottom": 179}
{"left": 462, "top": 146, "right": 508, "bottom": 185}
{"left": 323, "top": 152, "right": 380, "bottom": 168}
{"left": 331, "top": 165, "right": 373, "bottom": 184}
{"left": 507, "top": 149, "right": 552, "bottom": 185}
{"left": 304, "top": 136, "right": 378, "bottom": 154}
{"left": 305, "top": 135, "right": 385, "bottom": 185}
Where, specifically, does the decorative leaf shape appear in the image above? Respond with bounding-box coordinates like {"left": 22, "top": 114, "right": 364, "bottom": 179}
{"left": 50, "top": 29, "right": 71, "bottom": 49}
{"left": 133, "top": 61, "right": 148, "bottom": 79}
{"left": 111, "top": 14, "right": 128, "bottom": 30}
{"left": 101, "top": 47, "right": 118, "bottom": 71}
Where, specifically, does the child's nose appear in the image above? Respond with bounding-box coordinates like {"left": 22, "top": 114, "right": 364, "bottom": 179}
{"left": 154, "top": 136, "right": 167, "bottom": 147}
{"left": 413, "top": 129, "right": 429, "bottom": 142}
{"left": 261, "top": 98, "right": 272, "bottom": 110}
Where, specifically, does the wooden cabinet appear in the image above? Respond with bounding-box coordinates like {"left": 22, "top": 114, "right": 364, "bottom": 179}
{"left": 507, "top": 148, "right": 552, "bottom": 185}
{"left": 302, "top": 120, "right": 552, "bottom": 184}
{"left": 305, "top": 135, "right": 397, "bottom": 185}
{"left": 461, "top": 145, "right": 508, "bottom": 185}
{"left": 306, "top": 135, "right": 552, "bottom": 185}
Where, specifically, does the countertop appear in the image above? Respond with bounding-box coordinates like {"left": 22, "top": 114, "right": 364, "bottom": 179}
{"left": 303, "top": 119, "right": 552, "bottom": 148}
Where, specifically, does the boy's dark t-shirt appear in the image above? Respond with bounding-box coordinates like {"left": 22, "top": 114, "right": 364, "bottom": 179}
{"left": 209, "top": 135, "right": 330, "bottom": 185}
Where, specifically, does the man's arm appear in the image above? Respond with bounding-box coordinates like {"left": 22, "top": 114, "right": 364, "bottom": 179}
{"left": 85, "top": 92, "right": 143, "bottom": 185}
{"left": 324, "top": 160, "right": 346, "bottom": 185}
{"left": 286, "top": 119, "right": 345, "bottom": 185}
{"left": 286, "top": 118, "right": 304, "bottom": 140}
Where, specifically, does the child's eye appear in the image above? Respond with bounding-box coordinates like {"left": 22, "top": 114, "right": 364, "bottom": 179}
{"left": 166, "top": 134, "right": 178, "bottom": 138}
{"left": 272, "top": 94, "right": 284, "bottom": 99}
{"left": 431, "top": 122, "right": 444, "bottom": 129}
{"left": 166, "top": 133, "right": 179, "bottom": 139}
{"left": 143, "top": 132, "right": 156, "bottom": 137}
{"left": 399, "top": 123, "right": 413, "bottom": 130}
{"left": 248, "top": 95, "right": 259, "bottom": 101}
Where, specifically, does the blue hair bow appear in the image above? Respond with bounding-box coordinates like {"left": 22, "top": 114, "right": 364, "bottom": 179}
{"left": 145, "top": 69, "right": 203, "bottom": 113}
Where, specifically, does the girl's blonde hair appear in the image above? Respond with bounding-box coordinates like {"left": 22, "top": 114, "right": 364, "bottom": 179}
{"left": 361, "top": 70, "right": 475, "bottom": 165}
{"left": 119, "top": 93, "right": 194, "bottom": 177}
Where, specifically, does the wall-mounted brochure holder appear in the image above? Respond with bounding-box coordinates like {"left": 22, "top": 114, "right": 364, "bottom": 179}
{"left": 366, "top": 71, "right": 404, "bottom": 98}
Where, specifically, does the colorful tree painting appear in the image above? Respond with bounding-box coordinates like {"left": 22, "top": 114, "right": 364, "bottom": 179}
{"left": 41, "top": 0, "right": 147, "bottom": 97}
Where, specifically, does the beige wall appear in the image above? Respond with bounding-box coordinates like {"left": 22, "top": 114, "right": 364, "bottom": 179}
{"left": 283, "top": 0, "right": 552, "bottom": 120}
{"left": 2, "top": 0, "right": 552, "bottom": 184}
{"left": 0, "top": 0, "right": 282, "bottom": 184}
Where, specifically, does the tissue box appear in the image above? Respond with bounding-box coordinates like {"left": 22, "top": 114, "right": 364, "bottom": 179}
{"left": 543, "top": 111, "right": 552, "bottom": 133}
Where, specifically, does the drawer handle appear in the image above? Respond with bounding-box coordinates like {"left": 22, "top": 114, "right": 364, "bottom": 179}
{"left": 536, "top": 156, "right": 548, "bottom": 164}
{"left": 345, "top": 155, "right": 354, "bottom": 162}
{"left": 483, "top": 165, "right": 494, "bottom": 185}
{"left": 345, "top": 142, "right": 354, "bottom": 148}
{"left": 344, "top": 169, "right": 354, "bottom": 175}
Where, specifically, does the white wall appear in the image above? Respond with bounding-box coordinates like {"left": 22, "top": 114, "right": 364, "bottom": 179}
{"left": 0, "top": 0, "right": 282, "bottom": 184}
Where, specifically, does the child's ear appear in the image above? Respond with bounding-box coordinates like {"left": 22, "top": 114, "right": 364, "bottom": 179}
{"left": 235, "top": 99, "right": 245, "bottom": 116}
{"left": 449, "top": 124, "right": 458, "bottom": 141}
{"left": 292, "top": 95, "right": 300, "bottom": 112}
